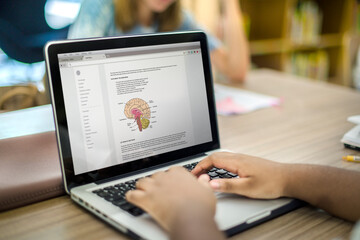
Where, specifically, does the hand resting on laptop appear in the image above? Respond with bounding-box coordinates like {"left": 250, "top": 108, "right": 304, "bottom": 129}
{"left": 126, "top": 166, "right": 225, "bottom": 240}
{"left": 127, "top": 152, "right": 360, "bottom": 239}
{"left": 192, "top": 152, "right": 360, "bottom": 222}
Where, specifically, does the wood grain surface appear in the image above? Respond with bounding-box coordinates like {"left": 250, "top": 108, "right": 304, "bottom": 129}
{"left": 1, "top": 69, "right": 359, "bottom": 240}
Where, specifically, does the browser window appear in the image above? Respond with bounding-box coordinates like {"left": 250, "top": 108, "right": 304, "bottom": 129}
{"left": 58, "top": 42, "right": 212, "bottom": 175}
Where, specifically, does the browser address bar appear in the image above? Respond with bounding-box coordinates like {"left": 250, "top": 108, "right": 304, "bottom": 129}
{"left": 68, "top": 52, "right": 185, "bottom": 67}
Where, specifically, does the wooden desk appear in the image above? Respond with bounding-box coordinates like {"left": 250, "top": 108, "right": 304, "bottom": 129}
{"left": 1, "top": 69, "right": 359, "bottom": 240}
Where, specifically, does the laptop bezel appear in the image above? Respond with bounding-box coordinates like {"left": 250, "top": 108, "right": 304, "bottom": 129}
{"left": 44, "top": 31, "right": 220, "bottom": 192}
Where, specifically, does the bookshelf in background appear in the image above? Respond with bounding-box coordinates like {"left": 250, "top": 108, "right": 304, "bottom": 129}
{"left": 240, "top": 0, "right": 358, "bottom": 86}
{"left": 182, "top": 0, "right": 359, "bottom": 87}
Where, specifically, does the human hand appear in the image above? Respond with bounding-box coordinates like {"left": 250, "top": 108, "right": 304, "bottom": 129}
{"left": 192, "top": 152, "right": 287, "bottom": 199}
{"left": 126, "top": 166, "right": 217, "bottom": 234}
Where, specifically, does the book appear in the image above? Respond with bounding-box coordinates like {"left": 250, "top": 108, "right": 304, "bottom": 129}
{"left": 287, "top": 50, "right": 329, "bottom": 81}
{"left": 290, "top": 0, "right": 322, "bottom": 45}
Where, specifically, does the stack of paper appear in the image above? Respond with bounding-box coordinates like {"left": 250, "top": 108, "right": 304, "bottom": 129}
{"left": 214, "top": 84, "right": 281, "bottom": 116}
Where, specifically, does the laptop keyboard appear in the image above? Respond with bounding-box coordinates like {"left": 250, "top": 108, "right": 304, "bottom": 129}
{"left": 92, "top": 162, "right": 238, "bottom": 217}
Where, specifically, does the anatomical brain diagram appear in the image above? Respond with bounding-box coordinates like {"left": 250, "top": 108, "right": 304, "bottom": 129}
{"left": 124, "top": 98, "right": 151, "bottom": 132}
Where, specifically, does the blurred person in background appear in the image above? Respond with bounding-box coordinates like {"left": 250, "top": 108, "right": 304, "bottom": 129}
{"left": 68, "top": 0, "right": 249, "bottom": 83}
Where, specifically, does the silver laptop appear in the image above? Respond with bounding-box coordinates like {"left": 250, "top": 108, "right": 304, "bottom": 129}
{"left": 45, "top": 31, "right": 302, "bottom": 240}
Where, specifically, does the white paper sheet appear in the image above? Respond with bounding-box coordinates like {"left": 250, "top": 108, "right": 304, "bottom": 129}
{"left": 214, "top": 84, "right": 281, "bottom": 116}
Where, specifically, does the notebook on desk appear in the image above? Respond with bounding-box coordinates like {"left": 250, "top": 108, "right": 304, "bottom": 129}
{"left": 44, "top": 31, "right": 302, "bottom": 239}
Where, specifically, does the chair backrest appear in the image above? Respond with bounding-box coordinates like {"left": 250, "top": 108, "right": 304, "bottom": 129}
{"left": 0, "top": 0, "right": 51, "bottom": 34}
{"left": 0, "top": 0, "right": 69, "bottom": 63}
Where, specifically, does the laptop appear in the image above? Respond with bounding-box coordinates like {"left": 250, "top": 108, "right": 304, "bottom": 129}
{"left": 45, "top": 31, "right": 303, "bottom": 239}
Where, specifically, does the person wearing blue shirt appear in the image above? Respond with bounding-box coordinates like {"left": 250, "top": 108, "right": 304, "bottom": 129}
{"left": 68, "top": 0, "right": 249, "bottom": 83}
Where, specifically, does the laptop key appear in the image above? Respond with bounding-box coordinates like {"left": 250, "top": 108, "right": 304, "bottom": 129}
{"left": 94, "top": 190, "right": 110, "bottom": 198}
{"left": 112, "top": 199, "right": 128, "bottom": 207}
{"left": 219, "top": 173, "right": 233, "bottom": 179}
{"left": 128, "top": 207, "right": 145, "bottom": 216}
{"left": 183, "top": 164, "right": 193, "bottom": 171}
{"left": 118, "top": 202, "right": 144, "bottom": 216}
{"left": 119, "top": 202, "right": 136, "bottom": 211}
{"left": 227, "top": 172, "right": 238, "bottom": 178}
{"left": 183, "top": 162, "right": 198, "bottom": 171}
{"left": 208, "top": 171, "right": 219, "bottom": 178}
{"left": 216, "top": 169, "right": 228, "bottom": 175}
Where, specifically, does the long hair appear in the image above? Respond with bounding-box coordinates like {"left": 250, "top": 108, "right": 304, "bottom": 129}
{"left": 113, "top": 0, "right": 182, "bottom": 32}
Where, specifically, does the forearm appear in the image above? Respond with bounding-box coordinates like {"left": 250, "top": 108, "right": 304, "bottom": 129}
{"left": 221, "top": 0, "right": 249, "bottom": 81}
{"left": 283, "top": 164, "right": 360, "bottom": 222}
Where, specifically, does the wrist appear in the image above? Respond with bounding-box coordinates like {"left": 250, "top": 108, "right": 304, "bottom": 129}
{"left": 279, "top": 163, "right": 296, "bottom": 198}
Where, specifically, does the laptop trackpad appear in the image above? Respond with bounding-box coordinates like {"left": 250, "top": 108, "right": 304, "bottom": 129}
{"left": 215, "top": 193, "right": 292, "bottom": 230}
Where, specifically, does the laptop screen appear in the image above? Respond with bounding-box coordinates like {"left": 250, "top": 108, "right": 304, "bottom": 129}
{"left": 46, "top": 32, "right": 219, "bottom": 188}
{"left": 58, "top": 42, "right": 212, "bottom": 175}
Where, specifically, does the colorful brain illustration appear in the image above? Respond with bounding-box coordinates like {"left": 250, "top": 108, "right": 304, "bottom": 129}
{"left": 124, "top": 98, "right": 151, "bottom": 132}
